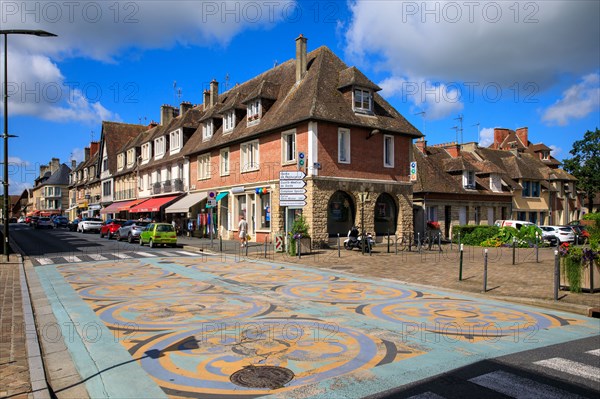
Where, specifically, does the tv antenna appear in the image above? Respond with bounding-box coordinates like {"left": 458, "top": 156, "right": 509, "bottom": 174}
{"left": 414, "top": 110, "right": 426, "bottom": 135}
{"left": 173, "top": 81, "right": 182, "bottom": 103}
{"left": 90, "top": 130, "right": 94, "bottom": 142}
{"left": 472, "top": 122, "right": 481, "bottom": 144}
{"left": 454, "top": 114, "right": 463, "bottom": 143}
{"left": 138, "top": 116, "right": 148, "bottom": 125}
{"left": 224, "top": 73, "right": 230, "bottom": 91}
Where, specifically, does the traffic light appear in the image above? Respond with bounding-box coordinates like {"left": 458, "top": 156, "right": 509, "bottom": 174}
{"left": 297, "top": 151, "right": 305, "bottom": 172}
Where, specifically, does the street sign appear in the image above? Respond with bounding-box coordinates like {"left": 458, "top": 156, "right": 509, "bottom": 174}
{"left": 410, "top": 161, "right": 417, "bottom": 181}
{"left": 279, "top": 200, "right": 307, "bottom": 207}
{"left": 279, "top": 194, "right": 307, "bottom": 201}
{"left": 280, "top": 188, "right": 306, "bottom": 194}
{"left": 207, "top": 199, "right": 216, "bottom": 207}
{"left": 274, "top": 234, "right": 284, "bottom": 252}
{"left": 280, "top": 180, "right": 306, "bottom": 189}
{"left": 280, "top": 171, "right": 306, "bottom": 180}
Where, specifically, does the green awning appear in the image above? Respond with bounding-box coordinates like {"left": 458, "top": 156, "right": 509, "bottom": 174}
{"left": 206, "top": 192, "right": 229, "bottom": 208}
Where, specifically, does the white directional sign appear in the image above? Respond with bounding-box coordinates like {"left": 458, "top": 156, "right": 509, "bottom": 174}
{"left": 280, "top": 171, "right": 306, "bottom": 180}
{"left": 279, "top": 194, "right": 307, "bottom": 201}
{"left": 280, "top": 188, "right": 306, "bottom": 195}
{"left": 279, "top": 201, "right": 307, "bottom": 207}
{"left": 280, "top": 180, "right": 306, "bottom": 189}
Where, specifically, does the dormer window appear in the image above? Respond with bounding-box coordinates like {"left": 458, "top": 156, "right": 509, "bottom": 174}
{"left": 141, "top": 142, "right": 152, "bottom": 163}
{"left": 490, "top": 173, "right": 502, "bottom": 192}
{"left": 223, "top": 110, "right": 236, "bottom": 133}
{"left": 542, "top": 151, "right": 550, "bottom": 160}
{"left": 170, "top": 129, "right": 182, "bottom": 154}
{"left": 247, "top": 99, "right": 261, "bottom": 125}
{"left": 463, "top": 170, "right": 475, "bottom": 189}
{"left": 117, "top": 153, "right": 124, "bottom": 171}
{"left": 126, "top": 149, "right": 135, "bottom": 167}
{"left": 154, "top": 137, "right": 165, "bottom": 159}
{"left": 353, "top": 88, "right": 372, "bottom": 114}
{"left": 83, "top": 168, "right": 88, "bottom": 180}
{"left": 202, "top": 120, "right": 214, "bottom": 141}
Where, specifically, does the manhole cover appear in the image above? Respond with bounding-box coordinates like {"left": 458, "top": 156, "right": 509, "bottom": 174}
{"left": 230, "top": 365, "right": 294, "bottom": 389}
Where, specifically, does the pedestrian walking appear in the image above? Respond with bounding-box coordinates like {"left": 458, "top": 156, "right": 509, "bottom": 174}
{"left": 238, "top": 215, "right": 248, "bottom": 247}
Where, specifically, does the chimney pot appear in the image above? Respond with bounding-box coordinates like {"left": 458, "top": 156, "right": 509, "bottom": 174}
{"left": 71, "top": 160, "right": 77, "bottom": 169}
{"left": 203, "top": 90, "right": 210, "bottom": 109}
{"left": 84, "top": 147, "right": 90, "bottom": 161}
{"left": 210, "top": 80, "right": 219, "bottom": 107}
{"left": 180, "top": 101, "right": 193, "bottom": 116}
{"left": 295, "top": 34, "right": 308, "bottom": 83}
{"left": 160, "top": 104, "right": 179, "bottom": 126}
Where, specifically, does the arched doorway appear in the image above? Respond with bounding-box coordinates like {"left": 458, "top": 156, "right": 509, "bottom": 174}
{"left": 327, "top": 191, "right": 355, "bottom": 237}
{"left": 374, "top": 193, "right": 397, "bottom": 236}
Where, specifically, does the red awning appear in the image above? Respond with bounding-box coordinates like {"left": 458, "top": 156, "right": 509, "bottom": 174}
{"left": 120, "top": 198, "right": 146, "bottom": 211}
{"left": 101, "top": 200, "right": 135, "bottom": 214}
{"left": 130, "top": 195, "right": 180, "bottom": 213}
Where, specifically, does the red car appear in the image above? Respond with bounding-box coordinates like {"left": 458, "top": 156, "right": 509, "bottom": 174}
{"left": 100, "top": 219, "right": 127, "bottom": 239}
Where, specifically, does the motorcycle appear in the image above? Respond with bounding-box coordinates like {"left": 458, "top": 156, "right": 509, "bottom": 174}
{"left": 343, "top": 226, "right": 375, "bottom": 251}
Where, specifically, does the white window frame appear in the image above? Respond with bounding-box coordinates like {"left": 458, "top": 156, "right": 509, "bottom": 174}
{"left": 202, "top": 120, "right": 214, "bottom": 141}
{"left": 170, "top": 129, "right": 182, "bottom": 154}
{"left": 338, "top": 128, "right": 351, "bottom": 164}
{"left": 220, "top": 147, "right": 230, "bottom": 176}
{"left": 353, "top": 88, "right": 372, "bottom": 113}
{"left": 463, "top": 170, "right": 475, "bottom": 189}
{"left": 126, "top": 149, "right": 135, "bottom": 167}
{"left": 154, "top": 137, "right": 165, "bottom": 159}
{"left": 281, "top": 129, "right": 296, "bottom": 164}
{"left": 383, "top": 134, "right": 394, "bottom": 168}
{"left": 117, "top": 153, "right": 124, "bottom": 171}
{"left": 241, "top": 140, "right": 260, "bottom": 172}
{"left": 197, "top": 153, "right": 211, "bottom": 180}
{"left": 102, "top": 157, "right": 108, "bottom": 172}
{"left": 141, "top": 142, "right": 152, "bottom": 163}
{"left": 246, "top": 99, "right": 261, "bottom": 126}
{"left": 223, "top": 110, "right": 236, "bottom": 133}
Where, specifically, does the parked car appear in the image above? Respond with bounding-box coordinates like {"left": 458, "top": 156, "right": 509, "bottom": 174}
{"left": 139, "top": 223, "right": 177, "bottom": 248}
{"left": 67, "top": 218, "right": 80, "bottom": 231}
{"left": 35, "top": 217, "right": 53, "bottom": 229}
{"left": 77, "top": 217, "right": 103, "bottom": 233}
{"left": 569, "top": 225, "right": 590, "bottom": 244}
{"left": 29, "top": 216, "right": 39, "bottom": 227}
{"left": 539, "top": 226, "right": 574, "bottom": 243}
{"left": 9, "top": 217, "right": 17, "bottom": 223}
{"left": 116, "top": 220, "right": 150, "bottom": 243}
{"left": 494, "top": 220, "right": 536, "bottom": 230}
{"left": 539, "top": 226, "right": 559, "bottom": 246}
{"left": 25, "top": 216, "right": 32, "bottom": 224}
{"left": 53, "top": 216, "right": 69, "bottom": 228}
{"left": 17, "top": 216, "right": 26, "bottom": 223}
{"left": 100, "top": 219, "right": 127, "bottom": 239}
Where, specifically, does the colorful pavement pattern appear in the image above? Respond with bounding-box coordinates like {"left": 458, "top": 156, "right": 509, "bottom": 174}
{"left": 35, "top": 255, "right": 599, "bottom": 399}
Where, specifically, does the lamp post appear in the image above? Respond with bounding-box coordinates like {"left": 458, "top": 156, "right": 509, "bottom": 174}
{"left": 2, "top": 30, "right": 57, "bottom": 261}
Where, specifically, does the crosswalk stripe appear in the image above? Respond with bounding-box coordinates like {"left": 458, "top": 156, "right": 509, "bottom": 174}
{"left": 113, "top": 253, "right": 132, "bottom": 259}
{"left": 135, "top": 251, "right": 156, "bottom": 257}
{"left": 174, "top": 250, "right": 200, "bottom": 256}
{"left": 64, "top": 256, "right": 82, "bottom": 263}
{"left": 534, "top": 358, "right": 600, "bottom": 383}
{"left": 585, "top": 349, "right": 600, "bottom": 357}
{"left": 87, "top": 254, "right": 108, "bottom": 261}
{"left": 469, "top": 370, "right": 582, "bottom": 399}
{"left": 406, "top": 393, "right": 446, "bottom": 399}
{"left": 151, "top": 251, "right": 171, "bottom": 256}
{"left": 36, "top": 258, "right": 53, "bottom": 265}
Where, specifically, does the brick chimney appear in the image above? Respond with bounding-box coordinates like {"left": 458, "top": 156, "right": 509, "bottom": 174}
{"left": 295, "top": 34, "right": 308, "bottom": 83}
{"left": 203, "top": 90, "right": 210, "bottom": 109}
{"left": 415, "top": 137, "right": 427, "bottom": 153}
{"left": 84, "top": 147, "right": 90, "bottom": 161}
{"left": 39, "top": 164, "right": 49, "bottom": 177}
{"left": 71, "top": 160, "right": 77, "bottom": 169}
{"left": 90, "top": 141, "right": 100, "bottom": 157}
{"left": 148, "top": 120, "right": 158, "bottom": 128}
{"left": 50, "top": 158, "right": 60, "bottom": 173}
{"left": 516, "top": 127, "right": 528, "bottom": 146}
{"left": 445, "top": 143, "right": 460, "bottom": 158}
{"left": 210, "top": 80, "right": 219, "bottom": 107}
{"left": 493, "top": 128, "right": 510, "bottom": 148}
{"left": 180, "top": 101, "right": 193, "bottom": 115}
{"left": 160, "top": 104, "right": 178, "bottom": 125}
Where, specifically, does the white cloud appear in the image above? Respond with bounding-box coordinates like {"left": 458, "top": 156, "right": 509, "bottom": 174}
{"left": 9, "top": 180, "right": 32, "bottom": 196}
{"left": 345, "top": 1, "right": 599, "bottom": 88}
{"left": 478, "top": 127, "right": 498, "bottom": 147}
{"left": 549, "top": 145, "right": 562, "bottom": 158}
{"left": 379, "top": 76, "right": 463, "bottom": 120}
{"left": 542, "top": 73, "right": 600, "bottom": 126}
{"left": 69, "top": 148, "right": 86, "bottom": 163}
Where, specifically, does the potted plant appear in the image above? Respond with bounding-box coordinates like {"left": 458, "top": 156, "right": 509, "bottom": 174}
{"left": 288, "top": 215, "right": 311, "bottom": 256}
{"left": 559, "top": 242, "right": 600, "bottom": 293}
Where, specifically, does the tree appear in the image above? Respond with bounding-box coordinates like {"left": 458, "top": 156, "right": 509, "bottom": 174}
{"left": 562, "top": 128, "right": 600, "bottom": 211}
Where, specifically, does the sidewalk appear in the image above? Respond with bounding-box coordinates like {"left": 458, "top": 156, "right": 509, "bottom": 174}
{"left": 178, "top": 235, "right": 600, "bottom": 313}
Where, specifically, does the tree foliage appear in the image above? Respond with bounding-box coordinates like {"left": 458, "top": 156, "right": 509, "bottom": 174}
{"left": 562, "top": 128, "right": 600, "bottom": 208}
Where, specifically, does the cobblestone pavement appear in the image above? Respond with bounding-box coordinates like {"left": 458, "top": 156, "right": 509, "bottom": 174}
{"left": 0, "top": 260, "right": 31, "bottom": 399}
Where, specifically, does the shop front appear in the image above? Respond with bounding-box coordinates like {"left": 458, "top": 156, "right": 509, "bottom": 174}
{"left": 129, "top": 195, "right": 180, "bottom": 222}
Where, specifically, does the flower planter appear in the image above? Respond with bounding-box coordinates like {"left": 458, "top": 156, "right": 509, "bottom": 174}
{"left": 560, "top": 259, "right": 600, "bottom": 293}
{"left": 288, "top": 237, "right": 311, "bottom": 255}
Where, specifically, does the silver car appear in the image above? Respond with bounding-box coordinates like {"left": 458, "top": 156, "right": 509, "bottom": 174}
{"left": 540, "top": 225, "right": 575, "bottom": 243}
{"left": 115, "top": 220, "right": 150, "bottom": 243}
{"left": 35, "top": 217, "right": 53, "bottom": 229}
{"left": 77, "top": 217, "right": 103, "bottom": 233}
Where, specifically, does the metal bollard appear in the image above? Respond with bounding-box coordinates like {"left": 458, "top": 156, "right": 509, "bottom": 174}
{"left": 459, "top": 244, "right": 464, "bottom": 281}
{"left": 264, "top": 238, "right": 267, "bottom": 258}
{"left": 438, "top": 232, "right": 442, "bottom": 252}
{"left": 512, "top": 237, "right": 516, "bottom": 265}
{"left": 297, "top": 238, "right": 301, "bottom": 259}
{"left": 590, "top": 257, "right": 595, "bottom": 294}
{"left": 535, "top": 232, "right": 539, "bottom": 263}
{"left": 245, "top": 241, "right": 249, "bottom": 257}
{"left": 219, "top": 236, "right": 223, "bottom": 252}
{"left": 554, "top": 250, "right": 560, "bottom": 300}
{"left": 483, "top": 248, "right": 488, "bottom": 292}
{"left": 417, "top": 232, "right": 421, "bottom": 253}
{"left": 387, "top": 230, "right": 390, "bottom": 253}
{"left": 337, "top": 233, "right": 340, "bottom": 258}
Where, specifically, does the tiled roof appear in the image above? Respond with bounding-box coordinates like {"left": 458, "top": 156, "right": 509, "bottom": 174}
{"left": 43, "top": 164, "right": 71, "bottom": 186}
{"left": 337, "top": 66, "right": 382, "bottom": 91}
{"left": 100, "top": 121, "right": 148, "bottom": 175}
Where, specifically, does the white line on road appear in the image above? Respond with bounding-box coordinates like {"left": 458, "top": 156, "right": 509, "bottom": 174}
{"left": 113, "top": 253, "right": 132, "bottom": 259}
{"left": 174, "top": 250, "right": 200, "bottom": 256}
{"left": 585, "top": 349, "right": 600, "bottom": 357}
{"left": 64, "top": 256, "right": 82, "bottom": 263}
{"left": 469, "top": 370, "right": 583, "bottom": 399}
{"left": 534, "top": 358, "right": 600, "bottom": 383}
{"left": 135, "top": 252, "right": 156, "bottom": 257}
{"left": 36, "top": 258, "right": 53, "bottom": 265}
{"left": 87, "top": 254, "right": 108, "bottom": 261}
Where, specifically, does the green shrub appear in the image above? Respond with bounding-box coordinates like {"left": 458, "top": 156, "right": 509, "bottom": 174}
{"left": 452, "top": 225, "right": 499, "bottom": 246}
{"left": 288, "top": 215, "right": 310, "bottom": 255}
{"left": 582, "top": 212, "right": 600, "bottom": 221}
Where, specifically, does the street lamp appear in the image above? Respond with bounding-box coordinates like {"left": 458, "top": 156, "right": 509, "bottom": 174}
{"left": 2, "top": 29, "right": 57, "bottom": 261}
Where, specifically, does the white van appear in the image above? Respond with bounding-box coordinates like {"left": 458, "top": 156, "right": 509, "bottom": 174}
{"left": 494, "top": 220, "right": 535, "bottom": 230}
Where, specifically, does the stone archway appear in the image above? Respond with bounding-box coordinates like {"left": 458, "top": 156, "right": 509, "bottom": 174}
{"left": 327, "top": 191, "right": 356, "bottom": 237}
{"left": 374, "top": 193, "right": 397, "bottom": 236}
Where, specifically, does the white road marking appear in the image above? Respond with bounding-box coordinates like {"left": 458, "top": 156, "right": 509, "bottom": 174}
{"left": 36, "top": 258, "right": 54, "bottom": 265}
{"left": 534, "top": 358, "right": 600, "bottom": 383}
{"left": 87, "top": 254, "right": 108, "bottom": 261}
{"left": 585, "top": 349, "right": 600, "bottom": 357}
{"left": 113, "top": 253, "right": 132, "bottom": 259}
{"left": 174, "top": 250, "right": 200, "bottom": 256}
{"left": 469, "top": 370, "right": 583, "bottom": 398}
{"left": 64, "top": 256, "right": 82, "bottom": 263}
{"left": 135, "top": 252, "right": 156, "bottom": 257}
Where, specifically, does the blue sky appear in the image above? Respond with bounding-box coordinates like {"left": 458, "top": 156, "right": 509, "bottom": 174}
{"left": 2, "top": 0, "right": 599, "bottom": 194}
